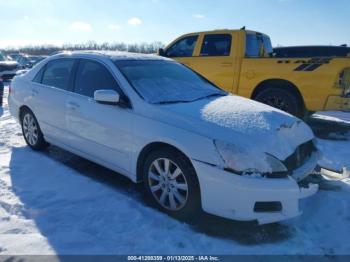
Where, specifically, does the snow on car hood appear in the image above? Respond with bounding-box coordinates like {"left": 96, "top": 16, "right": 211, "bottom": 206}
{"left": 151, "top": 95, "right": 314, "bottom": 161}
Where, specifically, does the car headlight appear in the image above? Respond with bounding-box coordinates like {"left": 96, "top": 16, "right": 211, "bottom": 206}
{"left": 214, "top": 140, "right": 288, "bottom": 178}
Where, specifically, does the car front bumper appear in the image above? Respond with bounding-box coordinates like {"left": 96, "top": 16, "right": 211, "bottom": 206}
{"left": 192, "top": 159, "right": 318, "bottom": 225}
{"left": 291, "top": 151, "right": 319, "bottom": 181}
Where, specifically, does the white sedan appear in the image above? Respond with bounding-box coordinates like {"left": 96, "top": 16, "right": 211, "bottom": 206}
{"left": 8, "top": 51, "right": 318, "bottom": 225}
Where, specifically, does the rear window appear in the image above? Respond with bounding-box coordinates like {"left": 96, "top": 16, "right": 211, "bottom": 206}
{"left": 200, "top": 34, "right": 232, "bottom": 56}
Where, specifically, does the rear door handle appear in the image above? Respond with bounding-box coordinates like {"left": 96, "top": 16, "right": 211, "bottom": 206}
{"left": 221, "top": 62, "right": 233, "bottom": 66}
{"left": 67, "top": 101, "right": 80, "bottom": 111}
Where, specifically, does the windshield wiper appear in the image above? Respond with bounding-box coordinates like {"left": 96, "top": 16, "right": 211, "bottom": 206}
{"left": 154, "top": 93, "right": 226, "bottom": 105}
{"left": 155, "top": 100, "right": 190, "bottom": 105}
{"left": 192, "top": 93, "right": 226, "bottom": 101}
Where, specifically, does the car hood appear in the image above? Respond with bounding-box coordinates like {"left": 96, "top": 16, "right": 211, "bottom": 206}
{"left": 149, "top": 95, "right": 314, "bottom": 161}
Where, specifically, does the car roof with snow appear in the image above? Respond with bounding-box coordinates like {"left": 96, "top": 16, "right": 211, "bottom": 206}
{"left": 51, "top": 50, "right": 172, "bottom": 61}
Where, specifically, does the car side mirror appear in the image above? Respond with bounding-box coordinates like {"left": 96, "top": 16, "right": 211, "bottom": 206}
{"left": 158, "top": 48, "right": 166, "bottom": 57}
{"left": 94, "top": 89, "right": 120, "bottom": 105}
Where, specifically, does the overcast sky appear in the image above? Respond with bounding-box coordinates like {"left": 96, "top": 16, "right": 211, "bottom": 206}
{"left": 0, "top": 0, "right": 349, "bottom": 48}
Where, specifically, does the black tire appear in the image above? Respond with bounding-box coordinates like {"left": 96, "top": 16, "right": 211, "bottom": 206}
{"left": 20, "top": 108, "right": 48, "bottom": 151}
{"left": 255, "top": 88, "right": 304, "bottom": 117}
{"left": 142, "top": 148, "right": 201, "bottom": 220}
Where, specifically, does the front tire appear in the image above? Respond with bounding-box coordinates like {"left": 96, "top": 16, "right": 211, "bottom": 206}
{"left": 20, "top": 109, "right": 48, "bottom": 150}
{"left": 255, "top": 88, "right": 304, "bottom": 117}
{"left": 142, "top": 148, "right": 201, "bottom": 220}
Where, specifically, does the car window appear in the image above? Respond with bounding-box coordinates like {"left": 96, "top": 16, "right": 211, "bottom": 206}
{"left": 246, "top": 33, "right": 273, "bottom": 58}
{"left": 200, "top": 34, "right": 232, "bottom": 56}
{"left": 33, "top": 66, "right": 46, "bottom": 83}
{"left": 41, "top": 59, "right": 75, "bottom": 90}
{"left": 165, "top": 35, "right": 198, "bottom": 57}
{"left": 74, "top": 59, "right": 120, "bottom": 98}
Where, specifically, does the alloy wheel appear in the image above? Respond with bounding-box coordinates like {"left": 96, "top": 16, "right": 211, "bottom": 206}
{"left": 148, "top": 158, "right": 189, "bottom": 211}
{"left": 22, "top": 113, "right": 39, "bottom": 146}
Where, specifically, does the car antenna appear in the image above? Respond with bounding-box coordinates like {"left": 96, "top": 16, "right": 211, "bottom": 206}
{"left": 240, "top": 26, "right": 246, "bottom": 30}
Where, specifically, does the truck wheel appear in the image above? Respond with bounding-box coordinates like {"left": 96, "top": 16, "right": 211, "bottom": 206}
{"left": 142, "top": 148, "right": 201, "bottom": 220}
{"left": 255, "top": 88, "right": 304, "bottom": 117}
{"left": 20, "top": 108, "right": 48, "bottom": 150}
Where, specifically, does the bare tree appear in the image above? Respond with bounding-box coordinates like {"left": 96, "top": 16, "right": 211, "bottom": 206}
{"left": 2, "top": 41, "right": 164, "bottom": 56}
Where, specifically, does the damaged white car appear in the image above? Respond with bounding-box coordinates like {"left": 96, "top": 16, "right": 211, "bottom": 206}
{"left": 9, "top": 51, "right": 318, "bottom": 225}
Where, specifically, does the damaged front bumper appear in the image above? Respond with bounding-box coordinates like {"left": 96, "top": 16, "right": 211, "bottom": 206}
{"left": 192, "top": 160, "right": 319, "bottom": 225}
{"left": 291, "top": 151, "right": 319, "bottom": 181}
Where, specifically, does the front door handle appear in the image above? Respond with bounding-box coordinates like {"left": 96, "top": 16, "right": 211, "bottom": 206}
{"left": 221, "top": 62, "right": 233, "bottom": 66}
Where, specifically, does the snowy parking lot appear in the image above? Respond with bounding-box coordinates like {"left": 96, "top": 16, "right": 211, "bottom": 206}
{"left": 0, "top": 84, "right": 350, "bottom": 255}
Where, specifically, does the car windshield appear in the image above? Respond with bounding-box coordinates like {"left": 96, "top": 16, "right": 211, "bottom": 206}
{"left": 114, "top": 60, "right": 227, "bottom": 104}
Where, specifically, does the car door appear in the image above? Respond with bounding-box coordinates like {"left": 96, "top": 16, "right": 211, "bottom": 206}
{"left": 188, "top": 33, "right": 236, "bottom": 92}
{"left": 65, "top": 58, "right": 133, "bottom": 173}
{"left": 30, "top": 58, "right": 75, "bottom": 143}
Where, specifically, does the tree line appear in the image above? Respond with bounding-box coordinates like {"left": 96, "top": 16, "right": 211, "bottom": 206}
{"left": 2, "top": 41, "right": 164, "bottom": 56}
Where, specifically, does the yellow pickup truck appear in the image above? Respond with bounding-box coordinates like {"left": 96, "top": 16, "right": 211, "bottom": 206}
{"left": 159, "top": 29, "right": 350, "bottom": 117}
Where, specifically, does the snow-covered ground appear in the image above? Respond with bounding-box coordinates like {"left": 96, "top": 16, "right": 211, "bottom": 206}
{"left": 0, "top": 85, "right": 350, "bottom": 255}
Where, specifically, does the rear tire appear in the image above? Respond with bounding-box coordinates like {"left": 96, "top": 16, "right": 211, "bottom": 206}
{"left": 255, "top": 88, "right": 304, "bottom": 118}
{"left": 142, "top": 148, "right": 201, "bottom": 220}
{"left": 20, "top": 108, "right": 48, "bottom": 151}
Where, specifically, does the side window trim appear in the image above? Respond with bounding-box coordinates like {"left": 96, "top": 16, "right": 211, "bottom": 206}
{"left": 69, "top": 58, "right": 80, "bottom": 93}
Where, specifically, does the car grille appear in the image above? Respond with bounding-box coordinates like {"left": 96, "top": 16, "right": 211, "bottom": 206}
{"left": 254, "top": 201, "right": 282, "bottom": 213}
{"left": 283, "top": 140, "right": 315, "bottom": 171}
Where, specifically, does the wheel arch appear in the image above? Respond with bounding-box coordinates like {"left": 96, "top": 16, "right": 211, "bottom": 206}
{"left": 18, "top": 105, "right": 33, "bottom": 123}
{"left": 136, "top": 142, "right": 194, "bottom": 183}
{"left": 251, "top": 79, "right": 305, "bottom": 109}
